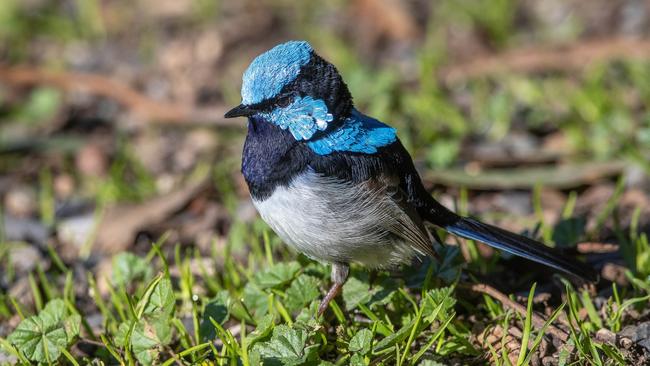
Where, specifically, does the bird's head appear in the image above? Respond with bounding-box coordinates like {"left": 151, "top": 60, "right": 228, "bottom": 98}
{"left": 225, "top": 41, "right": 353, "bottom": 141}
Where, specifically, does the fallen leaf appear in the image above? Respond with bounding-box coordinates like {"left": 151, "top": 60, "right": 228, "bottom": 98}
{"left": 94, "top": 178, "right": 208, "bottom": 253}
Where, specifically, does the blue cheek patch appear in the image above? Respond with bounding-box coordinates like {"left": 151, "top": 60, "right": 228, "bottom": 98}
{"left": 241, "top": 41, "right": 313, "bottom": 105}
{"left": 262, "top": 96, "right": 334, "bottom": 140}
{"left": 307, "top": 110, "right": 397, "bottom": 155}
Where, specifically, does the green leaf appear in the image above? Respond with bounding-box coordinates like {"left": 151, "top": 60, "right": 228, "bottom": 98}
{"left": 248, "top": 348, "right": 261, "bottom": 366}
{"left": 368, "top": 275, "right": 399, "bottom": 307}
{"left": 422, "top": 287, "right": 456, "bottom": 323}
{"left": 199, "top": 291, "right": 231, "bottom": 341}
{"left": 8, "top": 318, "right": 67, "bottom": 363}
{"left": 343, "top": 272, "right": 398, "bottom": 311}
{"left": 7, "top": 299, "right": 80, "bottom": 363}
{"left": 132, "top": 314, "right": 173, "bottom": 366}
{"left": 113, "top": 276, "right": 176, "bottom": 365}
{"left": 349, "top": 329, "right": 372, "bottom": 355}
{"left": 552, "top": 217, "right": 586, "bottom": 247}
{"left": 253, "top": 262, "right": 301, "bottom": 289}
{"left": 63, "top": 314, "right": 81, "bottom": 343}
{"left": 38, "top": 298, "right": 66, "bottom": 326}
{"left": 248, "top": 314, "right": 275, "bottom": 345}
{"left": 253, "top": 325, "right": 318, "bottom": 365}
{"left": 112, "top": 252, "right": 152, "bottom": 288}
{"left": 294, "top": 302, "right": 320, "bottom": 327}
{"left": 373, "top": 319, "right": 414, "bottom": 352}
{"left": 342, "top": 274, "right": 372, "bottom": 311}
{"left": 143, "top": 278, "right": 174, "bottom": 316}
{"left": 243, "top": 282, "right": 270, "bottom": 318}
{"left": 405, "top": 253, "right": 461, "bottom": 289}
{"left": 349, "top": 353, "right": 366, "bottom": 366}
{"left": 285, "top": 274, "right": 320, "bottom": 313}
{"left": 114, "top": 321, "right": 130, "bottom": 348}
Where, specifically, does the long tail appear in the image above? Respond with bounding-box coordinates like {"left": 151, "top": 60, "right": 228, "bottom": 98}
{"left": 446, "top": 217, "right": 597, "bottom": 281}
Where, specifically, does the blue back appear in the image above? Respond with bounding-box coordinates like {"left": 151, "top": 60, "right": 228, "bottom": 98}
{"left": 307, "top": 110, "right": 396, "bottom": 155}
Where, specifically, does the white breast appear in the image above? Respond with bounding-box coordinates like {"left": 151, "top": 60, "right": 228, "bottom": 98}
{"left": 252, "top": 170, "right": 420, "bottom": 268}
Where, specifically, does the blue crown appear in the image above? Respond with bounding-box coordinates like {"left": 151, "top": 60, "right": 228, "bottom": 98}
{"left": 241, "top": 41, "right": 313, "bottom": 105}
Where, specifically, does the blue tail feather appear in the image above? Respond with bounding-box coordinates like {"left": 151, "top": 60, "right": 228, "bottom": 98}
{"left": 446, "top": 217, "right": 597, "bottom": 281}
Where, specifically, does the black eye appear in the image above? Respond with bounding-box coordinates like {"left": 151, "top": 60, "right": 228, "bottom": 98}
{"left": 276, "top": 96, "right": 292, "bottom": 108}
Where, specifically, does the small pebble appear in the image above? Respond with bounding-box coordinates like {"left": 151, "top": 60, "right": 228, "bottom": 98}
{"left": 76, "top": 142, "right": 108, "bottom": 177}
{"left": 57, "top": 213, "right": 97, "bottom": 253}
{"left": 4, "top": 186, "right": 37, "bottom": 218}
{"left": 8, "top": 244, "right": 42, "bottom": 274}
{"left": 54, "top": 174, "right": 75, "bottom": 199}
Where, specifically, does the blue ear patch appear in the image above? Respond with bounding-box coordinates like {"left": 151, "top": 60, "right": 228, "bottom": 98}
{"left": 307, "top": 110, "right": 397, "bottom": 155}
{"left": 241, "top": 41, "right": 313, "bottom": 105}
{"left": 263, "top": 96, "right": 333, "bottom": 140}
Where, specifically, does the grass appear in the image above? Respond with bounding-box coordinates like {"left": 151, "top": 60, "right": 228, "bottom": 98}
{"left": 1, "top": 190, "right": 649, "bottom": 364}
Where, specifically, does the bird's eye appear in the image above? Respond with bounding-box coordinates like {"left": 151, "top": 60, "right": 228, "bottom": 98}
{"left": 276, "top": 96, "right": 292, "bottom": 108}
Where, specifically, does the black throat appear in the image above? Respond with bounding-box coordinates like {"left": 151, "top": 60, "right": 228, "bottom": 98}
{"left": 241, "top": 116, "right": 310, "bottom": 200}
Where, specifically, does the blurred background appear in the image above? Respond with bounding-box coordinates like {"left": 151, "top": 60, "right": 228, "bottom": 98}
{"left": 2, "top": 0, "right": 650, "bottom": 363}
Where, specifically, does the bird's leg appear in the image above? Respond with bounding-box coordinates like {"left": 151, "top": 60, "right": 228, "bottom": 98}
{"left": 318, "top": 263, "right": 349, "bottom": 316}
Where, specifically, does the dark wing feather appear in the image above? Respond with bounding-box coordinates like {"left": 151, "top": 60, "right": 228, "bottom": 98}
{"left": 365, "top": 175, "right": 435, "bottom": 258}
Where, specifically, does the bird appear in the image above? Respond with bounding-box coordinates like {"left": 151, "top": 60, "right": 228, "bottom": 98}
{"left": 224, "top": 40, "right": 596, "bottom": 316}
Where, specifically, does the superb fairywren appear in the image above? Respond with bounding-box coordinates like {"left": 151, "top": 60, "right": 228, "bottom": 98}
{"left": 225, "top": 41, "right": 595, "bottom": 316}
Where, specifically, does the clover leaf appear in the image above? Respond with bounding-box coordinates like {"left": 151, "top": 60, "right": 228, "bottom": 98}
{"left": 8, "top": 299, "right": 80, "bottom": 364}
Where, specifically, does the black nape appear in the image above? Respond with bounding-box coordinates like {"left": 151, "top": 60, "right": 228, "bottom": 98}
{"left": 280, "top": 52, "right": 353, "bottom": 123}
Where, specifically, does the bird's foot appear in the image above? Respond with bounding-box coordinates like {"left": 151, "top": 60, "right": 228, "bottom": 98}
{"left": 317, "top": 282, "right": 342, "bottom": 316}
{"left": 317, "top": 263, "right": 349, "bottom": 317}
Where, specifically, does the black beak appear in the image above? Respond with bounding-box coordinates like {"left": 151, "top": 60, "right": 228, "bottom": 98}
{"left": 224, "top": 104, "right": 254, "bottom": 118}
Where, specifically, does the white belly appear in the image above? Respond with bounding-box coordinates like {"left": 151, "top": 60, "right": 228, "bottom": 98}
{"left": 252, "top": 170, "right": 419, "bottom": 268}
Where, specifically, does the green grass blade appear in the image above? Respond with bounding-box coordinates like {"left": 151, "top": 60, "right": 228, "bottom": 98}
{"left": 516, "top": 282, "right": 536, "bottom": 366}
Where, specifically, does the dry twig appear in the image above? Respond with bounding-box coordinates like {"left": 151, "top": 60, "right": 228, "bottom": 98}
{"left": 440, "top": 37, "right": 650, "bottom": 83}
{"left": 461, "top": 282, "right": 569, "bottom": 342}
{"left": 576, "top": 242, "right": 619, "bottom": 254}
{"left": 0, "top": 65, "right": 239, "bottom": 127}
{"left": 424, "top": 161, "right": 626, "bottom": 190}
